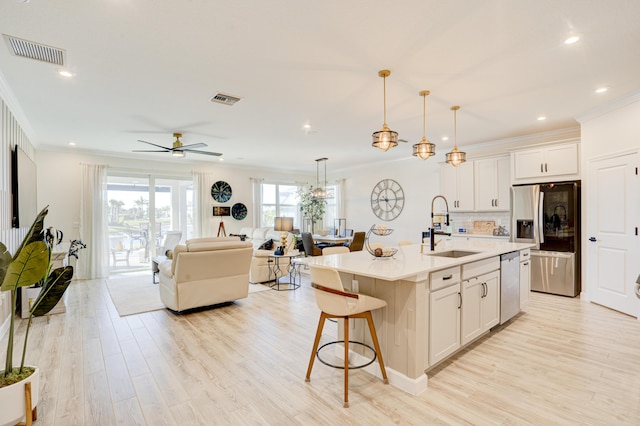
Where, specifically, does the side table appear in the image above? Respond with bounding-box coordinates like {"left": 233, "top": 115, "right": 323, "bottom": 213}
{"left": 268, "top": 253, "right": 301, "bottom": 291}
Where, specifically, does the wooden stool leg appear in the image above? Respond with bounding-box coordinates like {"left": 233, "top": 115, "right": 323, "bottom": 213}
{"left": 21, "top": 381, "right": 33, "bottom": 426}
{"left": 305, "top": 312, "right": 326, "bottom": 381}
{"left": 343, "top": 315, "right": 349, "bottom": 408}
{"left": 366, "top": 311, "right": 389, "bottom": 384}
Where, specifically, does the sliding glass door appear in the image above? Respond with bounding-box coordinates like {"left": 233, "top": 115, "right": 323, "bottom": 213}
{"left": 107, "top": 173, "right": 193, "bottom": 273}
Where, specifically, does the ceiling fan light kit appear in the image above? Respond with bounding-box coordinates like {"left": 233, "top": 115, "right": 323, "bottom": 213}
{"left": 133, "top": 132, "right": 222, "bottom": 158}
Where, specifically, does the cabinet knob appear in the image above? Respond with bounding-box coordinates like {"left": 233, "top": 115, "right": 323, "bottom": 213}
{"left": 589, "top": 237, "right": 597, "bottom": 242}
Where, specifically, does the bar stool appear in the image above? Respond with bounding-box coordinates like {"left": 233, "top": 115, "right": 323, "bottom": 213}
{"left": 322, "top": 246, "right": 350, "bottom": 255}
{"left": 305, "top": 265, "right": 388, "bottom": 407}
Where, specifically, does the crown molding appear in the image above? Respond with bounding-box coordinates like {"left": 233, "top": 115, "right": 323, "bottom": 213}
{"left": 577, "top": 89, "right": 640, "bottom": 123}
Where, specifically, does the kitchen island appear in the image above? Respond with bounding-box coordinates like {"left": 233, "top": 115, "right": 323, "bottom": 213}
{"left": 301, "top": 239, "right": 534, "bottom": 395}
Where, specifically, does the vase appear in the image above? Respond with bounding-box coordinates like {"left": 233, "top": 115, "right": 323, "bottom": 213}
{"left": 0, "top": 366, "right": 39, "bottom": 426}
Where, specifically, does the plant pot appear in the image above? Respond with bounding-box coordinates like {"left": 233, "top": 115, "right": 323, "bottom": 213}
{"left": 0, "top": 366, "right": 39, "bottom": 426}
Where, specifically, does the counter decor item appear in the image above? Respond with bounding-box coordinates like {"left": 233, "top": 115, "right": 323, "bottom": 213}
{"left": 365, "top": 224, "right": 398, "bottom": 258}
{"left": 0, "top": 206, "right": 76, "bottom": 426}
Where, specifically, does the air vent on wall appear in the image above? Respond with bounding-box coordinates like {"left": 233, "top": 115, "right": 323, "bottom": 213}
{"left": 210, "top": 92, "right": 241, "bottom": 106}
{"left": 3, "top": 34, "right": 65, "bottom": 65}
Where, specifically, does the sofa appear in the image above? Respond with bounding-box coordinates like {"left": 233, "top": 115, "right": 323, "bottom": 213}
{"left": 158, "top": 236, "right": 253, "bottom": 312}
{"left": 240, "top": 227, "right": 297, "bottom": 284}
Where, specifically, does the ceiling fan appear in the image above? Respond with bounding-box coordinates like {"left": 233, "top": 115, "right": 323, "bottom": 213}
{"left": 133, "top": 133, "right": 222, "bottom": 158}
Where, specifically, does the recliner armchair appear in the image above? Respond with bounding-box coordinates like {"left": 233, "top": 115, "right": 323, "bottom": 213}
{"left": 158, "top": 236, "right": 253, "bottom": 312}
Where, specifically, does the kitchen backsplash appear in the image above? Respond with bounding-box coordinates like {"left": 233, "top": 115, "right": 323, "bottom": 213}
{"left": 446, "top": 212, "right": 511, "bottom": 236}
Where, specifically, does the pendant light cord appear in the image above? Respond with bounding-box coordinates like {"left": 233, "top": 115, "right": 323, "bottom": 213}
{"left": 422, "top": 93, "right": 426, "bottom": 138}
{"left": 383, "top": 75, "right": 387, "bottom": 126}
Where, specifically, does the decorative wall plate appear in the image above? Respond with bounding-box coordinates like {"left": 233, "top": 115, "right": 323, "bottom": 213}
{"left": 211, "top": 180, "right": 232, "bottom": 202}
{"left": 370, "top": 178, "right": 405, "bottom": 221}
{"left": 232, "top": 203, "right": 247, "bottom": 220}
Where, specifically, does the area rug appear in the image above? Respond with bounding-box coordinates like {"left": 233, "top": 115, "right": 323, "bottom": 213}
{"left": 106, "top": 273, "right": 165, "bottom": 317}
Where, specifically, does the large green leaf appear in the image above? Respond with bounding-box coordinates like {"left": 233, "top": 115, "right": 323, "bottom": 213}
{"left": 0, "top": 242, "right": 11, "bottom": 284}
{"left": 0, "top": 241, "right": 49, "bottom": 292}
{"left": 31, "top": 266, "right": 74, "bottom": 317}
{"left": 13, "top": 206, "right": 49, "bottom": 261}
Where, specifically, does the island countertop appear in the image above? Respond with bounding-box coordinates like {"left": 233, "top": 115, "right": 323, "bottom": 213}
{"left": 299, "top": 240, "right": 534, "bottom": 282}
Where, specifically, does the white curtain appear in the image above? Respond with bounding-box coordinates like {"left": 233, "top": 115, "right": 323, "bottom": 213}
{"left": 250, "top": 177, "right": 263, "bottom": 227}
{"left": 78, "top": 163, "right": 108, "bottom": 279}
{"left": 192, "top": 171, "right": 215, "bottom": 237}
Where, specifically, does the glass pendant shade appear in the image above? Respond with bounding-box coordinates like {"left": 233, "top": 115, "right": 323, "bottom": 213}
{"left": 412, "top": 90, "right": 436, "bottom": 160}
{"left": 372, "top": 125, "right": 399, "bottom": 151}
{"left": 413, "top": 137, "right": 435, "bottom": 159}
{"left": 372, "top": 70, "right": 398, "bottom": 151}
{"left": 446, "top": 105, "right": 466, "bottom": 167}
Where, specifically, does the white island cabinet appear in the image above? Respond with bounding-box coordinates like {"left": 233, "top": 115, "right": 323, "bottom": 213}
{"left": 302, "top": 240, "right": 534, "bottom": 396}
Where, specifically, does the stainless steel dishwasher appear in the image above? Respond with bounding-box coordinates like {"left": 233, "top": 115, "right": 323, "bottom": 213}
{"left": 500, "top": 251, "right": 520, "bottom": 324}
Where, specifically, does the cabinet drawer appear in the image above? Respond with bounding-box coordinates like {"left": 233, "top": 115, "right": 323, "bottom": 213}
{"left": 430, "top": 266, "right": 460, "bottom": 291}
{"left": 462, "top": 257, "right": 500, "bottom": 280}
{"left": 520, "top": 248, "right": 531, "bottom": 261}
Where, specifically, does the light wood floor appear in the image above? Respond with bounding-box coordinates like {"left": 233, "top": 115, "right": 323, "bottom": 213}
{"left": 3, "top": 275, "right": 640, "bottom": 425}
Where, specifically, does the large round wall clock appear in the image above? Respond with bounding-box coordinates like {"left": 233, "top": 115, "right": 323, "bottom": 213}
{"left": 370, "top": 179, "right": 405, "bottom": 221}
{"left": 211, "top": 180, "right": 232, "bottom": 203}
{"left": 231, "top": 203, "right": 247, "bottom": 220}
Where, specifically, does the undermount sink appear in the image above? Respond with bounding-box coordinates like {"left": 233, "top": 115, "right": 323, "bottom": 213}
{"left": 424, "top": 250, "right": 479, "bottom": 258}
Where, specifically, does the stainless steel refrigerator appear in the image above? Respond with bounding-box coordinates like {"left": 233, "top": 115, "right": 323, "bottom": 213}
{"left": 511, "top": 182, "right": 581, "bottom": 297}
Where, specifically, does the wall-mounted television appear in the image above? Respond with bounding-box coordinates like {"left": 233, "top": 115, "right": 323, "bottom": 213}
{"left": 212, "top": 206, "right": 231, "bottom": 217}
{"left": 12, "top": 146, "right": 38, "bottom": 228}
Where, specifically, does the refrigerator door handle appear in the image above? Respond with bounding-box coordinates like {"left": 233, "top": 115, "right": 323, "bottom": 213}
{"left": 538, "top": 191, "right": 545, "bottom": 246}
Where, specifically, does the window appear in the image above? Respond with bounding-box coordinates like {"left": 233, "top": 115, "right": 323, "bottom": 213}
{"left": 259, "top": 182, "right": 340, "bottom": 232}
{"left": 260, "top": 183, "right": 299, "bottom": 228}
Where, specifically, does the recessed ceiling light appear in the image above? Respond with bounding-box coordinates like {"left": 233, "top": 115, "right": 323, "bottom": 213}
{"left": 218, "top": 157, "right": 224, "bottom": 162}
{"left": 537, "top": 116, "right": 547, "bottom": 121}
{"left": 442, "top": 136, "right": 449, "bottom": 141}
{"left": 58, "top": 69, "right": 74, "bottom": 77}
{"left": 303, "top": 123, "right": 311, "bottom": 130}
{"left": 564, "top": 35, "right": 580, "bottom": 45}
{"left": 68, "top": 141, "right": 76, "bottom": 146}
{"left": 595, "top": 87, "right": 608, "bottom": 94}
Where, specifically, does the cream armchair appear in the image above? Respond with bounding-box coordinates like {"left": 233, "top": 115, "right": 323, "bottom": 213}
{"left": 249, "top": 230, "right": 296, "bottom": 284}
{"left": 158, "top": 237, "right": 253, "bottom": 312}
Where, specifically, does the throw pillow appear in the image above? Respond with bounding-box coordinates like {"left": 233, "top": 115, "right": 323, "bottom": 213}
{"left": 165, "top": 249, "right": 173, "bottom": 259}
{"left": 258, "top": 239, "right": 273, "bottom": 250}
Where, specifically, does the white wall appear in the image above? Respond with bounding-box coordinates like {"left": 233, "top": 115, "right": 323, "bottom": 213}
{"left": 337, "top": 157, "right": 441, "bottom": 245}
{"left": 578, "top": 92, "right": 640, "bottom": 299}
{"left": 35, "top": 149, "right": 314, "bottom": 242}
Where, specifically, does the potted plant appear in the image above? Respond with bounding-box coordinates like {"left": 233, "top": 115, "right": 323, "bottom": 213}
{"left": 297, "top": 186, "right": 326, "bottom": 234}
{"left": 0, "top": 206, "right": 76, "bottom": 426}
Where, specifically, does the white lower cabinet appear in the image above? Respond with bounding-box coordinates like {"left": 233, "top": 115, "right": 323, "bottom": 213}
{"left": 461, "top": 270, "right": 500, "bottom": 345}
{"left": 429, "top": 282, "right": 461, "bottom": 365}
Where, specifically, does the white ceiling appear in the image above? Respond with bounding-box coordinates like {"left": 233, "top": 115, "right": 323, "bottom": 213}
{"left": 1, "top": 0, "right": 639, "bottom": 173}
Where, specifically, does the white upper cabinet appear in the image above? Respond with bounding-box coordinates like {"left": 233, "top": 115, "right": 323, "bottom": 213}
{"left": 474, "top": 156, "right": 510, "bottom": 211}
{"left": 440, "top": 162, "right": 474, "bottom": 211}
{"left": 512, "top": 143, "right": 579, "bottom": 183}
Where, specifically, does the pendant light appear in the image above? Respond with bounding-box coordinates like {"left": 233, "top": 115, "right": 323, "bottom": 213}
{"left": 372, "top": 69, "right": 398, "bottom": 151}
{"left": 412, "top": 90, "right": 436, "bottom": 160}
{"left": 311, "top": 157, "right": 329, "bottom": 200}
{"left": 445, "top": 105, "right": 466, "bottom": 166}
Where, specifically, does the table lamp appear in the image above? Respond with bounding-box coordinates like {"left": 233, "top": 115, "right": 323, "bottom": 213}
{"left": 274, "top": 217, "right": 294, "bottom": 249}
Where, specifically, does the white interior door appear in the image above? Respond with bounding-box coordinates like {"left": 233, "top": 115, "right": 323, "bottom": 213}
{"left": 587, "top": 152, "right": 639, "bottom": 318}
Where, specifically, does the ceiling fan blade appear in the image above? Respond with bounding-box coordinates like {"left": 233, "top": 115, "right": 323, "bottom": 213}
{"left": 174, "top": 142, "right": 207, "bottom": 150}
{"left": 132, "top": 149, "right": 170, "bottom": 153}
{"left": 137, "top": 140, "right": 170, "bottom": 150}
{"left": 182, "top": 149, "right": 223, "bottom": 156}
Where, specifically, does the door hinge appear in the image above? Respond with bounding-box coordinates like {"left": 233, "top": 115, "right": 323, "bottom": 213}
{"left": 636, "top": 227, "right": 638, "bottom": 236}
{"left": 636, "top": 167, "right": 638, "bottom": 175}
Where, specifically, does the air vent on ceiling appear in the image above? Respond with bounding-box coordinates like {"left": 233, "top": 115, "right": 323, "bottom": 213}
{"left": 210, "top": 93, "right": 241, "bottom": 106}
{"left": 3, "top": 34, "right": 65, "bottom": 65}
